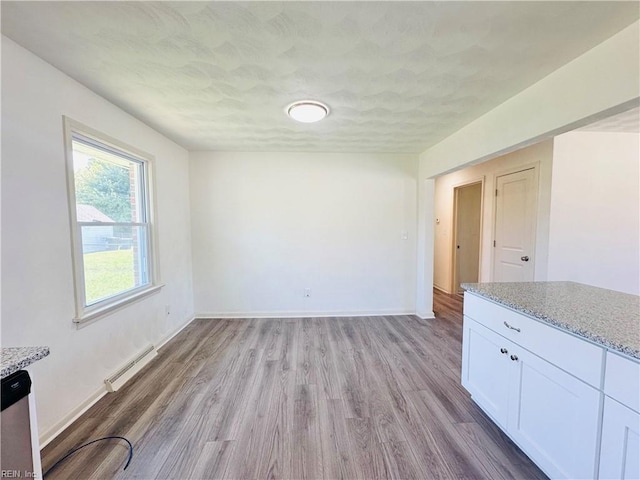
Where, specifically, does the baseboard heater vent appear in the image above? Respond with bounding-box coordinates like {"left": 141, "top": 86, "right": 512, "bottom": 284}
{"left": 105, "top": 345, "right": 157, "bottom": 392}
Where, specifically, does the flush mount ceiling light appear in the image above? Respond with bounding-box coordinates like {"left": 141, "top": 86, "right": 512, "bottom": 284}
{"left": 286, "top": 100, "right": 330, "bottom": 123}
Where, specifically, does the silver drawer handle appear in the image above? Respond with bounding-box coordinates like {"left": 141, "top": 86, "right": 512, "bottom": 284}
{"left": 504, "top": 321, "right": 521, "bottom": 333}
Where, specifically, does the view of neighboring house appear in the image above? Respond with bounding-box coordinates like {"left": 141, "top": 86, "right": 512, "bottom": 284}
{"left": 75, "top": 204, "right": 114, "bottom": 253}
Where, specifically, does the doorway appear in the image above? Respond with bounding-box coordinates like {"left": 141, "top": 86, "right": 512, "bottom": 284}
{"left": 452, "top": 181, "right": 483, "bottom": 294}
{"left": 492, "top": 167, "right": 537, "bottom": 282}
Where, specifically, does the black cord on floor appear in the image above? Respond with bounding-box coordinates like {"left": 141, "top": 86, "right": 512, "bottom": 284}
{"left": 42, "top": 435, "right": 133, "bottom": 478}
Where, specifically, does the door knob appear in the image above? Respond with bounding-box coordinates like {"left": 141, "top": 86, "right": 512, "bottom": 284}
{"left": 521, "top": 256, "right": 530, "bottom": 262}
{"left": 500, "top": 348, "right": 508, "bottom": 354}
{"left": 510, "top": 354, "right": 519, "bottom": 361}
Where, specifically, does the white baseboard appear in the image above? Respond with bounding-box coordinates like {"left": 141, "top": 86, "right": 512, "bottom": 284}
{"left": 433, "top": 284, "right": 452, "bottom": 294}
{"left": 416, "top": 310, "right": 436, "bottom": 320}
{"left": 39, "top": 313, "right": 195, "bottom": 449}
{"left": 156, "top": 314, "right": 196, "bottom": 350}
{"left": 195, "top": 309, "right": 416, "bottom": 319}
{"left": 39, "top": 385, "right": 107, "bottom": 449}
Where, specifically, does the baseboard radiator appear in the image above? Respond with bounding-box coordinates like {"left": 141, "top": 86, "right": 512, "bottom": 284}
{"left": 104, "top": 345, "right": 157, "bottom": 392}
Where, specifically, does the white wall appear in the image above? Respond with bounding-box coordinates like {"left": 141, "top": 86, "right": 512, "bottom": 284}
{"left": 1, "top": 37, "right": 195, "bottom": 443}
{"left": 420, "top": 21, "right": 639, "bottom": 178}
{"left": 433, "top": 141, "right": 553, "bottom": 293}
{"left": 416, "top": 21, "right": 639, "bottom": 314}
{"left": 190, "top": 151, "right": 418, "bottom": 317}
{"left": 548, "top": 131, "right": 640, "bottom": 295}
{"left": 415, "top": 178, "right": 435, "bottom": 319}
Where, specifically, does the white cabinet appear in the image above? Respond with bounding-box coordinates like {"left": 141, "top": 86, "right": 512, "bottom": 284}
{"left": 599, "top": 352, "right": 640, "bottom": 480}
{"left": 604, "top": 351, "right": 640, "bottom": 412}
{"left": 599, "top": 397, "right": 640, "bottom": 480}
{"left": 462, "top": 317, "right": 601, "bottom": 479}
{"left": 507, "top": 345, "right": 600, "bottom": 479}
{"left": 463, "top": 291, "right": 640, "bottom": 480}
{"left": 461, "top": 318, "right": 512, "bottom": 428}
{"left": 464, "top": 293, "right": 604, "bottom": 386}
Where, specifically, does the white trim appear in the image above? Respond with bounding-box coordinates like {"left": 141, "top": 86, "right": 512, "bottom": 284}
{"left": 433, "top": 284, "right": 451, "bottom": 295}
{"left": 195, "top": 309, "right": 416, "bottom": 319}
{"left": 39, "top": 385, "right": 107, "bottom": 449}
{"left": 416, "top": 310, "right": 436, "bottom": 320}
{"left": 63, "top": 118, "right": 157, "bottom": 162}
{"left": 74, "top": 284, "right": 164, "bottom": 326}
{"left": 490, "top": 162, "right": 540, "bottom": 282}
{"left": 63, "top": 117, "right": 86, "bottom": 320}
{"left": 450, "top": 177, "right": 485, "bottom": 294}
{"left": 63, "top": 116, "right": 161, "bottom": 325}
{"left": 77, "top": 221, "right": 148, "bottom": 227}
{"left": 28, "top": 393, "right": 43, "bottom": 479}
{"left": 491, "top": 162, "right": 540, "bottom": 184}
{"left": 156, "top": 315, "right": 197, "bottom": 350}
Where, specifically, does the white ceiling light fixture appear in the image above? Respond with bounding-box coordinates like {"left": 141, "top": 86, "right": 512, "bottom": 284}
{"left": 286, "top": 100, "right": 330, "bottom": 123}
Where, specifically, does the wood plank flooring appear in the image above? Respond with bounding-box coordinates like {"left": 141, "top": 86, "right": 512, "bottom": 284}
{"left": 41, "top": 290, "right": 547, "bottom": 479}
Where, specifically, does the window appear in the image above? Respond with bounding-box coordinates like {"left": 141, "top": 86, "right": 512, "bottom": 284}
{"left": 64, "top": 118, "right": 160, "bottom": 323}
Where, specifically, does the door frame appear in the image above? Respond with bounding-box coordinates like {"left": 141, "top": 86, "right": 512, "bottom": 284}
{"left": 451, "top": 177, "right": 485, "bottom": 294}
{"left": 490, "top": 162, "right": 540, "bottom": 282}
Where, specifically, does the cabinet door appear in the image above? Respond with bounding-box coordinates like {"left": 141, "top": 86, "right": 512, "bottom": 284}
{"left": 461, "top": 317, "right": 512, "bottom": 428}
{"left": 507, "top": 348, "right": 601, "bottom": 479}
{"left": 599, "top": 396, "right": 640, "bottom": 480}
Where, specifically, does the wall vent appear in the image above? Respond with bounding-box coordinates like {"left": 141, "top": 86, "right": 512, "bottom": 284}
{"left": 104, "top": 345, "right": 157, "bottom": 392}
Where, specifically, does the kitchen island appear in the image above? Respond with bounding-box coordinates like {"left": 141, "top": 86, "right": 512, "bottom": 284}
{"left": 461, "top": 281, "right": 639, "bottom": 358}
{"left": 1, "top": 346, "right": 50, "bottom": 379}
{"left": 461, "top": 281, "right": 639, "bottom": 480}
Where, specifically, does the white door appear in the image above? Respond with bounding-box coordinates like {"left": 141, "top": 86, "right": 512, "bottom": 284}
{"left": 454, "top": 182, "right": 482, "bottom": 293}
{"left": 599, "top": 396, "right": 640, "bottom": 480}
{"left": 493, "top": 168, "right": 537, "bottom": 282}
{"left": 461, "top": 318, "right": 512, "bottom": 429}
{"left": 507, "top": 347, "right": 601, "bottom": 480}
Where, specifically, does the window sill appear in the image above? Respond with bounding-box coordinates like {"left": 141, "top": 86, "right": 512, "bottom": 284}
{"left": 73, "top": 284, "right": 164, "bottom": 327}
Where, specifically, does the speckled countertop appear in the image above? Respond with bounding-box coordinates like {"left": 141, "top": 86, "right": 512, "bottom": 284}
{"left": 462, "top": 282, "right": 640, "bottom": 359}
{"left": 1, "top": 346, "right": 50, "bottom": 379}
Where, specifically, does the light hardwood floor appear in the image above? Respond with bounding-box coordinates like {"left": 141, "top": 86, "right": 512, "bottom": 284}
{"left": 42, "top": 291, "right": 547, "bottom": 479}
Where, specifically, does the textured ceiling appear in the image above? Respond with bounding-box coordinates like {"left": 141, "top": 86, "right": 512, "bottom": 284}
{"left": 2, "top": 2, "right": 638, "bottom": 153}
{"left": 579, "top": 106, "right": 640, "bottom": 133}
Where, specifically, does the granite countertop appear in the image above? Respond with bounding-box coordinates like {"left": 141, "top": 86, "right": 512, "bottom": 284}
{"left": 461, "top": 281, "right": 640, "bottom": 359}
{"left": 1, "top": 346, "right": 50, "bottom": 379}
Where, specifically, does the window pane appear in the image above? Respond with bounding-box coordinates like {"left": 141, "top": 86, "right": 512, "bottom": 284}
{"left": 82, "top": 225, "right": 149, "bottom": 305}
{"left": 72, "top": 137, "right": 144, "bottom": 223}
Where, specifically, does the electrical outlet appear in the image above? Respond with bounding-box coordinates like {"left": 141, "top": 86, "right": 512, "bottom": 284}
{"left": 304, "top": 288, "right": 311, "bottom": 298}
{"left": 165, "top": 305, "right": 171, "bottom": 316}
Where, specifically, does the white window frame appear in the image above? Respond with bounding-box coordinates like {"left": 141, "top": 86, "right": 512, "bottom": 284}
{"left": 64, "top": 117, "right": 162, "bottom": 324}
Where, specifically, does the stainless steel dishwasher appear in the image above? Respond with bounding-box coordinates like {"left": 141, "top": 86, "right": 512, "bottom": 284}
{"left": 1, "top": 370, "right": 34, "bottom": 477}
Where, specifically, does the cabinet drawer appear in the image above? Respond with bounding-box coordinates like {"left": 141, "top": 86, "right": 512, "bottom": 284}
{"left": 604, "top": 351, "right": 640, "bottom": 413}
{"left": 464, "top": 293, "right": 604, "bottom": 387}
